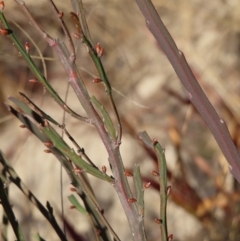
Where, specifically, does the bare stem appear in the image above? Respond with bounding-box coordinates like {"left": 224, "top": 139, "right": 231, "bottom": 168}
{"left": 135, "top": 0, "right": 240, "bottom": 183}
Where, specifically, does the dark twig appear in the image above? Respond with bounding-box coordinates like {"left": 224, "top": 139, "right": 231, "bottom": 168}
{"left": 5, "top": 96, "right": 116, "bottom": 240}
{"left": 0, "top": 177, "right": 26, "bottom": 241}
{"left": 0, "top": 151, "right": 68, "bottom": 241}
{"left": 0, "top": 168, "right": 8, "bottom": 241}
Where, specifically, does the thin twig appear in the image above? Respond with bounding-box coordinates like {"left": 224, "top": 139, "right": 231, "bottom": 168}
{"left": 138, "top": 132, "right": 169, "bottom": 241}
{"left": 11, "top": 20, "right": 48, "bottom": 78}
{"left": 70, "top": 11, "right": 122, "bottom": 144}
{"left": 0, "top": 7, "right": 89, "bottom": 123}
{"left": 71, "top": 0, "right": 92, "bottom": 43}
{"left": 0, "top": 169, "right": 9, "bottom": 241}
{"left": 47, "top": 0, "right": 76, "bottom": 62}
{"left": 0, "top": 151, "right": 68, "bottom": 241}
{"left": 0, "top": 177, "right": 26, "bottom": 241}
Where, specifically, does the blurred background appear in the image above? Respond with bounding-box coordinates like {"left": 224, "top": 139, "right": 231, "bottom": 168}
{"left": 1, "top": 0, "right": 240, "bottom": 240}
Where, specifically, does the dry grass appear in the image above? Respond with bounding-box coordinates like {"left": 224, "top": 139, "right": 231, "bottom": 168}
{"left": 1, "top": 0, "right": 240, "bottom": 240}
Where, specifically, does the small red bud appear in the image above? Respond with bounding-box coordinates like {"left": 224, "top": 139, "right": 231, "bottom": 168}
{"left": 72, "top": 32, "right": 82, "bottom": 39}
{"left": 151, "top": 170, "right": 159, "bottom": 176}
{"left": 95, "top": 43, "right": 104, "bottom": 57}
{"left": 154, "top": 218, "right": 162, "bottom": 224}
{"left": 44, "top": 119, "right": 50, "bottom": 128}
{"left": 69, "top": 205, "right": 76, "bottom": 209}
{"left": 168, "top": 234, "right": 173, "bottom": 241}
{"left": 0, "top": 1, "right": 4, "bottom": 11}
{"left": 29, "top": 79, "right": 38, "bottom": 83}
{"left": 19, "top": 124, "right": 26, "bottom": 128}
{"left": 128, "top": 198, "right": 136, "bottom": 203}
{"left": 125, "top": 171, "right": 133, "bottom": 177}
{"left": 152, "top": 138, "right": 158, "bottom": 145}
{"left": 72, "top": 167, "right": 83, "bottom": 173}
{"left": 96, "top": 229, "right": 101, "bottom": 236}
{"left": 0, "top": 28, "right": 9, "bottom": 35}
{"left": 44, "top": 149, "right": 52, "bottom": 153}
{"left": 144, "top": 182, "right": 151, "bottom": 188}
{"left": 70, "top": 187, "right": 76, "bottom": 192}
{"left": 102, "top": 166, "right": 107, "bottom": 173}
{"left": 92, "top": 78, "right": 101, "bottom": 83}
{"left": 44, "top": 141, "right": 53, "bottom": 147}
{"left": 25, "top": 42, "right": 30, "bottom": 53}
{"left": 58, "top": 11, "right": 64, "bottom": 18}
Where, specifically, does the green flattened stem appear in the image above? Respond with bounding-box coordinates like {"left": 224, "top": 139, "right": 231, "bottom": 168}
{"left": 0, "top": 11, "right": 87, "bottom": 123}
{"left": 9, "top": 94, "right": 60, "bottom": 127}
{"left": 70, "top": 12, "right": 122, "bottom": 142}
{"left": 42, "top": 123, "right": 112, "bottom": 182}
{"left": 153, "top": 141, "right": 168, "bottom": 241}
{"left": 70, "top": 0, "right": 92, "bottom": 43}
{"left": 0, "top": 178, "right": 26, "bottom": 241}
{"left": 6, "top": 98, "right": 113, "bottom": 183}
{"left": 68, "top": 194, "right": 87, "bottom": 214}
{"left": 91, "top": 96, "right": 117, "bottom": 141}
{"left": 4, "top": 103, "right": 114, "bottom": 241}
{"left": 138, "top": 131, "right": 168, "bottom": 241}
{"left": 133, "top": 164, "right": 144, "bottom": 217}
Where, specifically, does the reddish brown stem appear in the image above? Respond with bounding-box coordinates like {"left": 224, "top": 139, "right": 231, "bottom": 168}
{"left": 14, "top": 1, "right": 147, "bottom": 240}
{"left": 135, "top": 0, "right": 240, "bottom": 183}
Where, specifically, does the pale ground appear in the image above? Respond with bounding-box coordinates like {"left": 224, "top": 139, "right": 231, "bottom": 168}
{"left": 1, "top": 0, "right": 240, "bottom": 240}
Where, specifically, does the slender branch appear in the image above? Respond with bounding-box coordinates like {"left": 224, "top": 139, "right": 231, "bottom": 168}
{"left": 13, "top": 1, "right": 147, "bottom": 240}
{"left": 6, "top": 101, "right": 113, "bottom": 182}
{"left": 70, "top": 12, "right": 122, "bottom": 144}
{"left": 135, "top": 0, "right": 240, "bottom": 183}
{"left": 138, "top": 132, "right": 169, "bottom": 241}
{"left": 70, "top": 0, "right": 92, "bottom": 43}
{"left": 0, "top": 4, "right": 89, "bottom": 123}
{"left": 10, "top": 20, "right": 48, "bottom": 78}
{"left": 47, "top": 0, "right": 76, "bottom": 61}
{"left": 154, "top": 141, "right": 168, "bottom": 241}
{"left": 0, "top": 178, "right": 26, "bottom": 241}
{"left": 0, "top": 168, "right": 8, "bottom": 241}
{"left": 0, "top": 151, "right": 68, "bottom": 241}
{"left": 18, "top": 92, "right": 98, "bottom": 168}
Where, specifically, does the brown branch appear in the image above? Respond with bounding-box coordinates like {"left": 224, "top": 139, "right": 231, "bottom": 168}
{"left": 14, "top": 1, "right": 147, "bottom": 240}
{"left": 135, "top": 0, "right": 240, "bottom": 183}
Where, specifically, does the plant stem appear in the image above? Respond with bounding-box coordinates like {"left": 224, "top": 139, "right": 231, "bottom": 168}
{"left": 0, "top": 9, "right": 88, "bottom": 123}
{"left": 135, "top": 0, "right": 240, "bottom": 183}
{"left": 138, "top": 132, "right": 169, "bottom": 240}
{"left": 0, "top": 178, "right": 26, "bottom": 241}
{"left": 12, "top": 1, "right": 147, "bottom": 239}
{"left": 0, "top": 151, "right": 68, "bottom": 241}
